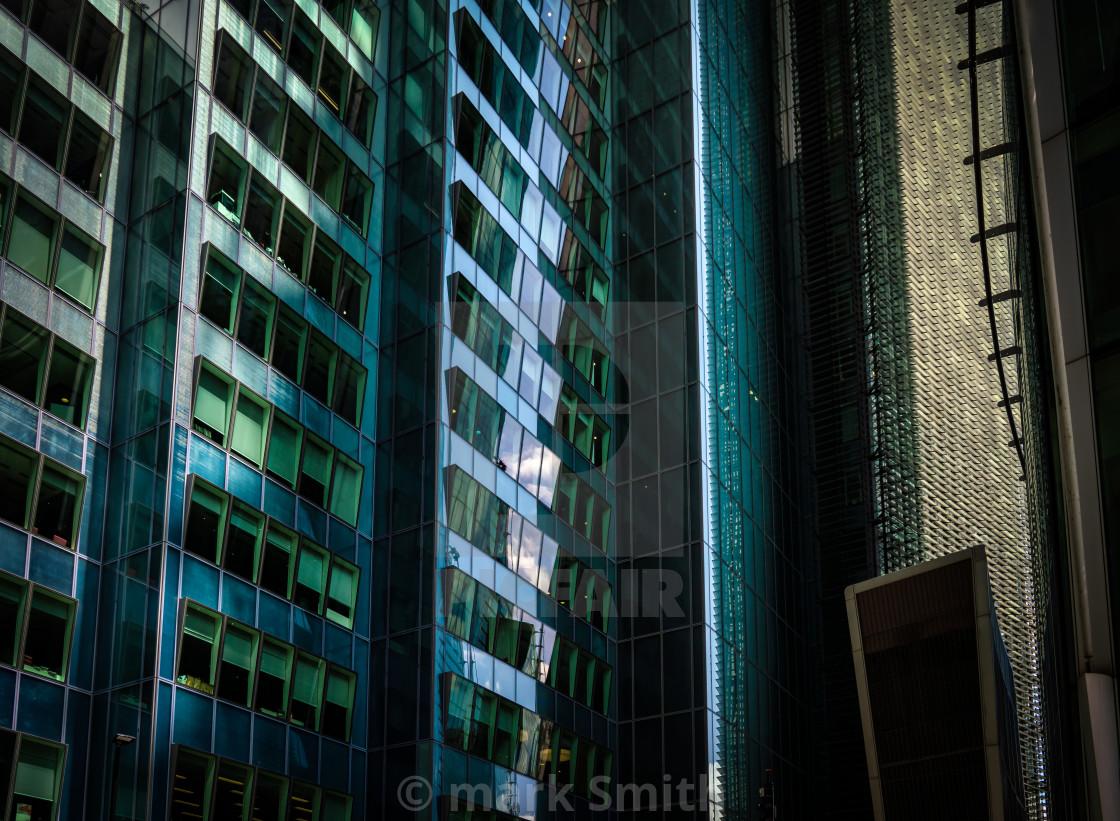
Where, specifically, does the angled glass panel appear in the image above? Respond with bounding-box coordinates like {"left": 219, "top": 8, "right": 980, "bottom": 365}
{"left": 178, "top": 604, "right": 220, "bottom": 693}
{"left": 73, "top": 4, "right": 122, "bottom": 94}
{"left": 207, "top": 142, "right": 248, "bottom": 226}
{"left": 322, "top": 667, "right": 355, "bottom": 741}
{"left": 265, "top": 410, "right": 302, "bottom": 488}
{"left": 311, "top": 139, "right": 344, "bottom": 211}
{"left": 287, "top": 9, "right": 321, "bottom": 87}
{"left": 12, "top": 739, "right": 64, "bottom": 821}
{"left": 339, "top": 163, "right": 371, "bottom": 237}
{"left": 243, "top": 174, "right": 281, "bottom": 255}
{"left": 170, "top": 748, "right": 214, "bottom": 821}
{"left": 256, "top": 638, "right": 293, "bottom": 718}
{"left": 271, "top": 305, "right": 307, "bottom": 384}
{"left": 293, "top": 542, "right": 328, "bottom": 614}
{"left": 236, "top": 279, "right": 276, "bottom": 359}
{"left": 0, "top": 47, "right": 24, "bottom": 132}
{"left": 254, "top": 0, "right": 291, "bottom": 54}
{"left": 193, "top": 364, "right": 235, "bottom": 446}
{"left": 55, "top": 224, "right": 103, "bottom": 310}
{"left": 214, "top": 759, "right": 254, "bottom": 821}
{"left": 252, "top": 773, "right": 289, "bottom": 820}
{"left": 260, "top": 521, "right": 297, "bottom": 598}
{"left": 302, "top": 332, "right": 336, "bottom": 406}
{"left": 231, "top": 387, "right": 270, "bottom": 467}
{"left": 322, "top": 792, "right": 352, "bottom": 821}
{"left": 282, "top": 104, "right": 316, "bottom": 183}
{"left": 249, "top": 71, "right": 285, "bottom": 154}
{"left": 0, "top": 573, "right": 27, "bottom": 667}
{"left": 324, "top": 559, "right": 357, "bottom": 628}
{"left": 328, "top": 453, "right": 361, "bottom": 526}
{"left": 32, "top": 463, "right": 83, "bottom": 548}
{"left": 349, "top": 0, "right": 378, "bottom": 61}
{"left": 199, "top": 248, "right": 242, "bottom": 334}
{"left": 288, "top": 781, "right": 321, "bottom": 821}
{"left": 344, "top": 73, "right": 376, "bottom": 148}
{"left": 185, "top": 480, "right": 228, "bottom": 562}
{"left": 0, "top": 310, "right": 49, "bottom": 404}
{"left": 297, "top": 435, "right": 332, "bottom": 508}
{"left": 213, "top": 37, "right": 254, "bottom": 121}
{"left": 335, "top": 260, "right": 368, "bottom": 330}
{"left": 217, "top": 622, "right": 259, "bottom": 706}
{"left": 22, "top": 587, "right": 74, "bottom": 681}
{"left": 19, "top": 76, "right": 69, "bottom": 169}
{"left": 276, "top": 207, "right": 312, "bottom": 280}
{"left": 64, "top": 111, "right": 113, "bottom": 202}
{"left": 28, "top": 0, "right": 81, "bottom": 55}
{"left": 307, "top": 234, "right": 340, "bottom": 307}
{"left": 7, "top": 193, "right": 59, "bottom": 284}
{"left": 289, "top": 653, "right": 324, "bottom": 730}
{"left": 224, "top": 502, "right": 264, "bottom": 581}
{"left": 315, "top": 46, "right": 347, "bottom": 117}
{"left": 331, "top": 355, "right": 365, "bottom": 425}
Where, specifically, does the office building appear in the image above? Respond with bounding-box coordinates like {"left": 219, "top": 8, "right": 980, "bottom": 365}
{"left": 789, "top": 0, "right": 1057, "bottom": 815}
{"left": 1013, "top": 0, "right": 1120, "bottom": 818}
{"left": 846, "top": 547, "right": 1028, "bottom": 821}
{"left": 0, "top": 0, "right": 381, "bottom": 814}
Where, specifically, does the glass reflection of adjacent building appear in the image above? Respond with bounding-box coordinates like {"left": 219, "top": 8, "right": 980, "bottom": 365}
{"left": 0, "top": 0, "right": 382, "bottom": 813}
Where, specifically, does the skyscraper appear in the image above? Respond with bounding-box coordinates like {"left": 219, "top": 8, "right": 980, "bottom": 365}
{"left": 789, "top": 0, "right": 1055, "bottom": 816}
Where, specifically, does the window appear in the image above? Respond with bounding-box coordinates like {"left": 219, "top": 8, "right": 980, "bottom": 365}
{"left": 289, "top": 654, "right": 323, "bottom": 729}
{"left": 214, "top": 760, "right": 254, "bottom": 819}
{"left": 282, "top": 105, "right": 316, "bottom": 182}
{"left": 192, "top": 364, "right": 234, "bottom": 445}
{"left": 344, "top": 74, "right": 376, "bottom": 148}
{"left": 213, "top": 38, "right": 253, "bottom": 120}
{"left": 0, "top": 576, "right": 26, "bottom": 667}
{"left": 298, "top": 435, "right": 333, "bottom": 508}
{"left": 169, "top": 748, "right": 214, "bottom": 821}
{"left": 254, "top": 0, "right": 290, "bottom": 53}
{"left": 0, "top": 309, "right": 50, "bottom": 404}
{"left": 293, "top": 543, "right": 328, "bottom": 613}
{"left": 207, "top": 141, "right": 247, "bottom": 225}
{"left": 178, "top": 604, "right": 220, "bottom": 694}
{"left": 265, "top": 411, "right": 303, "bottom": 488}
{"left": 260, "top": 522, "right": 297, "bottom": 598}
{"left": 236, "top": 279, "right": 275, "bottom": 359}
{"left": 308, "top": 234, "right": 340, "bottom": 308}
{"left": 65, "top": 111, "right": 113, "bottom": 201}
{"left": 11, "top": 737, "right": 65, "bottom": 821}
{"left": 185, "top": 479, "right": 227, "bottom": 562}
{"left": 198, "top": 248, "right": 242, "bottom": 333}
{"left": 287, "top": 10, "right": 321, "bottom": 87}
{"left": 168, "top": 745, "right": 352, "bottom": 821}
{"left": 7, "top": 193, "right": 58, "bottom": 284}
{"left": 55, "top": 224, "right": 103, "bottom": 310}
{"left": 231, "top": 386, "right": 270, "bottom": 467}
{"left": 224, "top": 502, "right": 264, "bottom": 581}
{"left": 0, "top": 47, "right": 26, "bottom": 134}
{"left": 243, "top": 176, "right": 281, "bottom": 254}
{"left": 325, "top": 560, "right": 357, "bottom": 628}
{"left": 249, "top": 72, "right": 285, "bottom": 153}
{"left": 332, "top": 356, "right": 365, "bottom": 425}
{"left": 32, "top": 464, "right": 82, "bottom": 548}
{"left": 340, "top": 163, "right": 372, "bottom": 237}
{"left": 276, "top": 208, "right": 312, "bottom": 280}
{"left": 217, "top": 623, "right": 259, "bottom": 706}
{"left": 322, "top": 667, "right": 355, "bottom": 741}
{"left": 19, "top": 76, "right": 67, "bottom": 170}
{"left": 256, "top": 638, "right": 292, "bottom": 718}
{"left": 0, "top": 572, "right": 77, "bottom": 684}
{"left": 0, "top": 436, "right": 85, "bottom": 548}
{"left": 316, "top": 46, "right": 347, "bottom": 116}
{"left": 72, "top": 3, "right": 122, "bottom": 94}
{"left": 335, "top": 262, "right": 368, "bottom": 330}
{"left": 311, "top": 139, "right": 344, "bottom": 211}
{"left": 41, "top": 336, "right": 93, "bottom": 427}
{"left": 329, "top": 454, "right": 362, "bottom": 527}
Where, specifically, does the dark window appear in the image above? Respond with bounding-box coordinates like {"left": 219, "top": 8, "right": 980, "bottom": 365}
{"left": 0, "top": 47, "right": 25, "bottom": 133}
{"left": 32, "top": 464, "right": 82, "bottom": 548}
{"left": 287, "top": 9, "right": 321, "bottom": 87}
{"left": 289, "top": 654, "right": 322, "bottom": 729}
{"left": 178, "top": 605, "right": 219, "bottom": 694}
{"left": 307, "top": 234, "right": 340, "bottom": 306}
{"left": 303, "top": 332, "right": 336, "bottom": 405}
{"left": 236, "top": 280, "right": 275, "bottom": 359}
{"left": 28, "top": 0, "right": 81, "bottom": 56}
{"left": 259, "top": 523, "right": 296, "bottom": 597}
{"left": 335, "top": 262, "right": 368, "bottom": 330}
{"left": 213, "top": 39, "right": 253, "bottom": 121}
{"left": 0, "top": 440, "right": 35, "bottom": 528}
{"left": 18, "top": 77, "right": 68, "bottom": 170}
{"left": 311, "top": 139, "right": 343, "bottom": 210}
{"left": 199, "top": 250, "right": 241, "bottom": 333}
{"left": 0, "top": 575, "right": 26, "bottom": 666}
{"left": 43, "top": 338, "right": 94, "bottom": 427}
{"left": 224, "top": 503, "right": 263, "bottom": 581}
{"left": 243, "top": 176, "right": 281, "bottom": 254}
{"left": 64, "top": 111, "right": 113, "bottom": 201}
{"left": 184, "top": 481, "right": 226, "bottom": 562}
{"left": 276, "top": 207, "right": 311, "bottom": 280}
{"left": 249, "top": 72, "right": 285, "bottom": 153}
{"left": 271, "top": 306, "right": 307, "bottom": 384}
{"left": 344, "top": 73, "right": 375, "bottom": 148}
{"left": 72, "top": 4, "right": 122, "bottom": 94}
{"left": 214, "top": 760, "right": 254, "bottom": 820}
{"left": 316, "top": 46, "right": 347, "bottom": 116}
{"left": 217, "top": 623, "right": 257, "bottom": 706}
{"left": 281, "top": 105, "right": 315, "bottom": 182}
{"left": 254, "top": 0, "right": 290, "bottom": 54}
{"left": 169, "top": 749, "right": 213, "bottom": 821}
{"left": 256, "top": 639, "right": 292, "bottom": 718}
{"left": 22, "top": 589, "right": 73, "bottom": 681}
{"left": 0, "top": 311, "right": 49, "bottom": 404}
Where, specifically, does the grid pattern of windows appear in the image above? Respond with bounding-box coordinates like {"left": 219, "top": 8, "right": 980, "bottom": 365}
{"left": 198, "top": 247, "right": 368, "bottom": 420}
{"left": 0, "top": 55, "right": 115, "bottom": 202}
{"left": 184, "top": 476, "right": 360, "bottom": 628}
{"left": 169, "top": 744, "right": 352, "bottom": 821}
{"left": 211, "top": 32, "right": 376, "bottom": 220}
{"left": 441, "top": 672, "right": 611, "bottom": 795}
{"left": 555, "top": 229, "right": 609, "bottom": 320}
{"left": 475, "top": 0, "right": 540, "bottom": 75}
{"left": 0, "top": 302, "right": 95, "bottom": 428}
{"left": 556, "top": 307, "right": 609, "bottom": 396}
{"left": 0, "top": 570, "right": 77, "bottom": 683}
{"left": 0, "top": 728, "right": 66, "bottom": 821}
{"left": 555, "top": 383, "right": 610, "bottom": 467}
{"left": 0, "top": 181, "right": 104, "bottom": 311}
{"left": 219, "top": 0, "right": 378, "bottom": 139}
{"left": 454, "top": 10, "right": 534, "bottom": 148}
{"left": 442, "top": 567, "right": 611, "bottom": 713}
{"left": 551, "top": 2, "right": 607, "bottom": 109}
{"left": 451, "top": 184, "right": 519, "bottom": 294}
{"left": 0, "top": 0, "right": 121, "bottom": 94}
{"left": 175, "top": 600, "right": 357, "bottom": 740}
{"left": 454, "top": 95, "right": 529, "bottom": 222}
{"left": 191, "top": 358, "right": 364, "bottom": 525}
{"left": 204, "top": 145, "right": 371, "bottom": 330}
{"left": 0, "top": 434, "right": 85, "bottom": 549}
